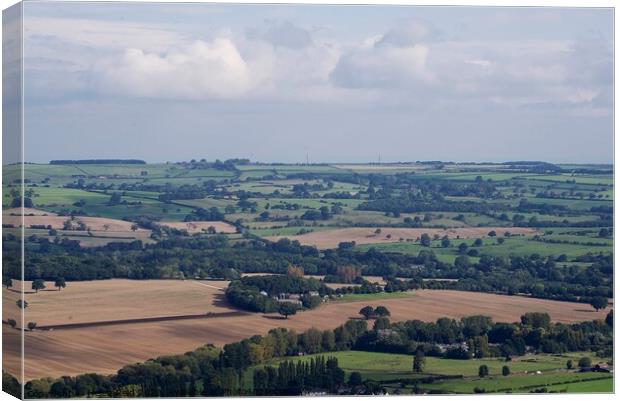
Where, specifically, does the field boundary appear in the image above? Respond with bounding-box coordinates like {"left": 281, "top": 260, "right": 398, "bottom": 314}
{"left": 5, "top": 311, "right": 250, "bottom": 331}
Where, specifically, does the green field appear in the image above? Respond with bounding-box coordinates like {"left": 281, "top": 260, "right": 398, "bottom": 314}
{"left": 544, "top": 377, "right": 613, "bottom": 393}
{"left": 355, "top": 233, "right": 612, "bottom": 263}
{"left": 243, "top": 350, "right": 611, "bottom": 394}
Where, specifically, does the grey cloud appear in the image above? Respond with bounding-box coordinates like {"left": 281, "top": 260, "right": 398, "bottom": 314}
{"left": 248, "top": 20, "right": 313, "bottom": 49}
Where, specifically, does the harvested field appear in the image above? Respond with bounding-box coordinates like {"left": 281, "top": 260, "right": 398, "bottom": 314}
{"left": 3, "top": 208, "right": 57, "bottom": 216}
{"left": 265, "top": 227, "right": 537, "bottom": 249}
{"left": 2, "top": 279, "right": 230, "bottom": 327}
{"left": 3, "top": 286, "right": 608, "bottom": 381}
{"left": 158, "top": 221, "right": 236, "bottom": 234}
{"left": 305, "top": 275, "right": 387, "bottom": 288}
{"left": 2, "top": 214, "right": 148, "bottom": 232}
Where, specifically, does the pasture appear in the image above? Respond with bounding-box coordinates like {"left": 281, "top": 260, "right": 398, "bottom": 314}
{"left": 243, "top": 350, "right": 611, "bottom": 393}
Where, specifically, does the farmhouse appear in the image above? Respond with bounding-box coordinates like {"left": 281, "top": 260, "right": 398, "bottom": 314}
{"left": 276, "top": 298, "right": 303, "bottom": 306}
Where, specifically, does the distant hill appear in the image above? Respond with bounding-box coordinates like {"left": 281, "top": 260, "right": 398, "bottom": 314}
{"left": 49, "top": 159, "right": 146, "bottom": 165}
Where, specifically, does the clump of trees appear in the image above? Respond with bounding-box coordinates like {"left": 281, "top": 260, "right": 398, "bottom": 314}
{"left": 253, "top": 356, "right": 345, "bottom": 395}
{"left": 358, "top": 306, "right": 391, "bottom": 320}
{"left": 278, "top": 302, "right": 298, "bottom": 319}
{"left": 32, "top": 279, "right": 45, "bottom": 293}
{"left": 225, "top": 275, "right": 328, "bottom": 313}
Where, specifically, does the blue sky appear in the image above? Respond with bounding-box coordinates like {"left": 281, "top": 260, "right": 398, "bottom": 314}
{"left": 17, "top": 2, "right": 614, "bottom": 163}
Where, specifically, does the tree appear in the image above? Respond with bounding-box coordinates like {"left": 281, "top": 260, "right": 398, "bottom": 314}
{"left": 32, "top": 279, "right": 46, "bottom": 293}
{"left": 7, "top": 319, "right": 16, "bottom": 328}
{"left": 488, "top": 231, "right": 497, "bottom": 237}
{"left": 520, "top": 312, "right": 550, "bottom": 329}
{"left": 413, "top": 350, "right": 425, "bottom": 373}
{"left": 458, "top": 243, "right": 468, "bottom": 254}
{"left": 109, "top": 192, "right": 122, "bottom": 205}
{"left": 374, "top": 228, "right": 382, "bottom": 235}
{"left": 3, "top": 371, "right": 21, "bottom": 399}
{"left": 589, "top": 296, "right": 608, "bottom": 311}
{"left": 441, "top": 237, "right": 451, "bottom": 248}
{"left": 188, "top": 379, "right": 197, "bottom": 397}
{"left": 374, "top": 306, "right": 390, "bottom": 317}
{"left": 478, "top": 365, "right": 489, "bottom": 378}
{"left": 373, "top": 317, "right": 391, "bottom": 331}
{"left": 287, "top": 265, "right": 304, "bottom": 278}
{"left": 502, "top": 366, "right": 510, "bottom": 376}
{"left": 566, "top": 360, "right": 574, "bottom": 370}
{"left": 359, "top": 306, "right": 374, "bottom": 320}
{"left": 348, "top": 371, "right": 362, "bottom": 386}
{"left": 130, "top": 224, "right": 139, "bottom": 232}
{"left": 420, "top": 233, "right": 431, "bottom": 247}
{"left": 16, "top": 300, "right": 28, "bottom": 309}
{"left": 54, "top": 277, "right": 66, "bottom": 291}
{"left": 3, "top": 276, "right": 12, "bottom": 289}
{"left": 605, "top": 309, "right": 613, "bottom": 326}
{"left": 278, "top": 302, "right": 298, "bottom": 319}
{"left": 27, "top": 322, "right": 37, "bottom": 331}
{"left": 473, "top": 238, "right": 483, "bottom": 247}
{"left": 578, "top": 357, "right": 591, "bottom": 369}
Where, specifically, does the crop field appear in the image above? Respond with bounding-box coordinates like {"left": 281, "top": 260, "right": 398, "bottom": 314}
{"left": 158, "top": 221, "right": 237, "bottom": 234}
{"left": 2, "top": 279, "right": 231, "bottom": 327}
{"left": 2, "top": 278, "right": 608, "bottom": 381}
{"left": 265, "top": 227, "right": 538, "bottom": 249}
{"left": 3, "top": 213, "right": 148, "bottom": 232}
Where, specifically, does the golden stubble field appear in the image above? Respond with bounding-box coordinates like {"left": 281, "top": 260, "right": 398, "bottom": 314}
{"left": 2, "top": 279, "right": 230, "bottom": 326}
{"left": 3, "top": 208, "right": 236, "bottom": 246}
{"left": 2, "top": 214, "right": 149, "bottom": 232}
{"left": 265, "top": 227, "right": 538, "bottom": 249}
{"left": 157, "top": 221, "right": 236, "bottom": 234}
{"left": 2, "top": 279, "right": 608, "bottom": 381}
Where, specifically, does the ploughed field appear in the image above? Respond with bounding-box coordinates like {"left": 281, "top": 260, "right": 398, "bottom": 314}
{"left": 2, "top": 280, "right": 608, "bottom": 381}
{"left": 265, "top": 227, "right": 538, "bottom": 249}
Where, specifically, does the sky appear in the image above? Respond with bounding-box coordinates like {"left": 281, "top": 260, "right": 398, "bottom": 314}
{"left": 10, "top": 2, "right": 615, "bottom": 164}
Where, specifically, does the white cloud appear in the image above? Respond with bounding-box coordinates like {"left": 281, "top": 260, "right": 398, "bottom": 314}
{"left": 96, "top": 39, "right": 258, "bottom": 99}
{"left": 22, "top": 15, "right": 612, "bottom": 114}
{"left": 330, "top": 44, "right": 434, "bottom": 89}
